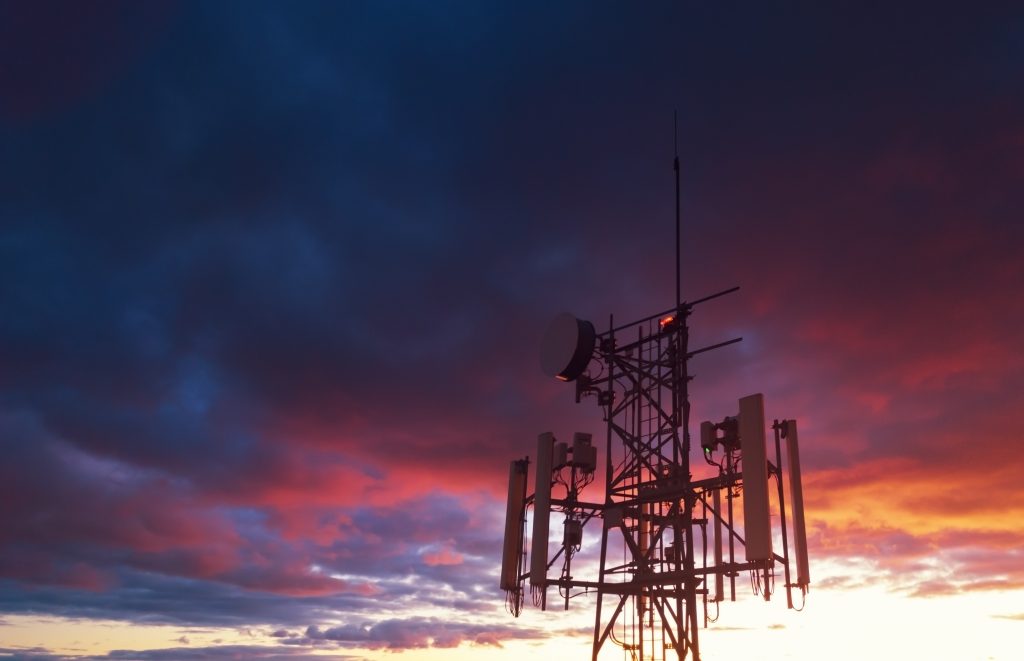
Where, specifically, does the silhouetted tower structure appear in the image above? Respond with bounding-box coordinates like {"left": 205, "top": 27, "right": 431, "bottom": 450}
{"left": 500, "top": 136, "right": 811, "bottom": 661}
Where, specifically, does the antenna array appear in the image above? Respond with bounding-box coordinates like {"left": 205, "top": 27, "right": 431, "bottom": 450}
{"left": 499, "top": 139, "right": 811, "bottom": 661}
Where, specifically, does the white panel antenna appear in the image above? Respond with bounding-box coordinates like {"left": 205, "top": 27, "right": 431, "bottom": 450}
{"left": 500, "top": 459, "right": 528, "bottom": 591}
{"left": 785, "top": 420, "right": 810, "bottom": 589}
{"left": 739, "top": 394, "right": 772, "bottom": 562}
{"left": 530, "top": 432, "right": 555, "bottom": 604}
{"left": 713, "top": 487, "right": 724, "bottom": 602}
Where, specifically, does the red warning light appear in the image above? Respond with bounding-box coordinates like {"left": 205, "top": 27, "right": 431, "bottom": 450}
{"left": 659, "top": 315, "right": 675, "bottom": 328}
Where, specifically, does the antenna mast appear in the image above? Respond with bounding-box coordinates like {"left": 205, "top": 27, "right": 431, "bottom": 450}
{"left": 674, "top": 110, "right": 681, "bottom": 310}
{"left": 500, "top": 121, "right": 812, "bottom": 661}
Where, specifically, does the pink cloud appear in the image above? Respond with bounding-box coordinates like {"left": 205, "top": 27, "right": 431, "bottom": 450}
{"left": 422, "top": 546, "right": 464, "bottom": 567}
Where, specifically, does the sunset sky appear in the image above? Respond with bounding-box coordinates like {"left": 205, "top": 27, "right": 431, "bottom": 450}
{"left": 2, "top": 2, "right": 1023, "bottom": 660}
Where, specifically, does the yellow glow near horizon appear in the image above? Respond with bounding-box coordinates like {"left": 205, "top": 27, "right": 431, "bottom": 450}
{"left": 3, "top": 585, "right": 1022, "bottom": 660}
{"left": 0, "top": 616, "right": 255, "bottom": 655}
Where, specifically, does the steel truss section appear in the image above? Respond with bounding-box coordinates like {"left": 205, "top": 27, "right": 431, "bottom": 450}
{"left": 501, "top": 284, "right": 809, "bottom": 661}
{"left": 585, "top": 305, "right": 699, "bottom": 661}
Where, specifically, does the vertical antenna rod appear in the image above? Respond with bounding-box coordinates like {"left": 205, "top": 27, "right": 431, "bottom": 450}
{"left": 674, "top": 111, "right": 681, "bottom": 309}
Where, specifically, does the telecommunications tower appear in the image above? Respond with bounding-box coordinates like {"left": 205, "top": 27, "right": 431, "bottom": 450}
{"left": 499, "top": 137, "right": 811, "bottom": 661}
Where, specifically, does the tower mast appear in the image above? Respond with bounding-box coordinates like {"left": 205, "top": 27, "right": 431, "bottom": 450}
{"left": 500, "top": 120, "right": 811, "bottom": 661}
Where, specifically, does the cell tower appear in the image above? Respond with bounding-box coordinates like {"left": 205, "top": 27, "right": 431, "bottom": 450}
{"left": 499, "top": 142, "right": 811, "bottom": 661}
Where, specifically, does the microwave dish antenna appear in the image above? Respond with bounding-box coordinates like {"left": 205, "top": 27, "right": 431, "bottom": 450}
{"left": 540, "top": 313, "right": 596, "bottom": 382}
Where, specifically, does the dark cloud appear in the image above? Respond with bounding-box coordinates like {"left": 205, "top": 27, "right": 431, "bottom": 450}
{"left": 103, "top": 646, "right": 351, "bottom": 660}
{"left": 296, "top": 617, "right": 554, "bottom": 650}
{"left": 0, "top": 649, "right": 66, "bottom": 661}
{"left": 1, "top": 0, "right": 1022, "bottom": 656}
{"left": 0, "top": 574, "right": 319, "bottom": 627}
{"left": 0, "top": 646, "right": 354, "bottom": 661}
{"left": 0, "top": 493, "right": 504, "bottom": 628}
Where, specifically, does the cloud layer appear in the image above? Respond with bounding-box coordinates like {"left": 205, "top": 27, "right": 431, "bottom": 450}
{"left": 1, "top": 1, "right": 1022, "bottom": 656}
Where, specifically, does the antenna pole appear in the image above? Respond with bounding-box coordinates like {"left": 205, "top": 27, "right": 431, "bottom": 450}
{"left": 674, "top": 111, "right": 681, "bottom": 310}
